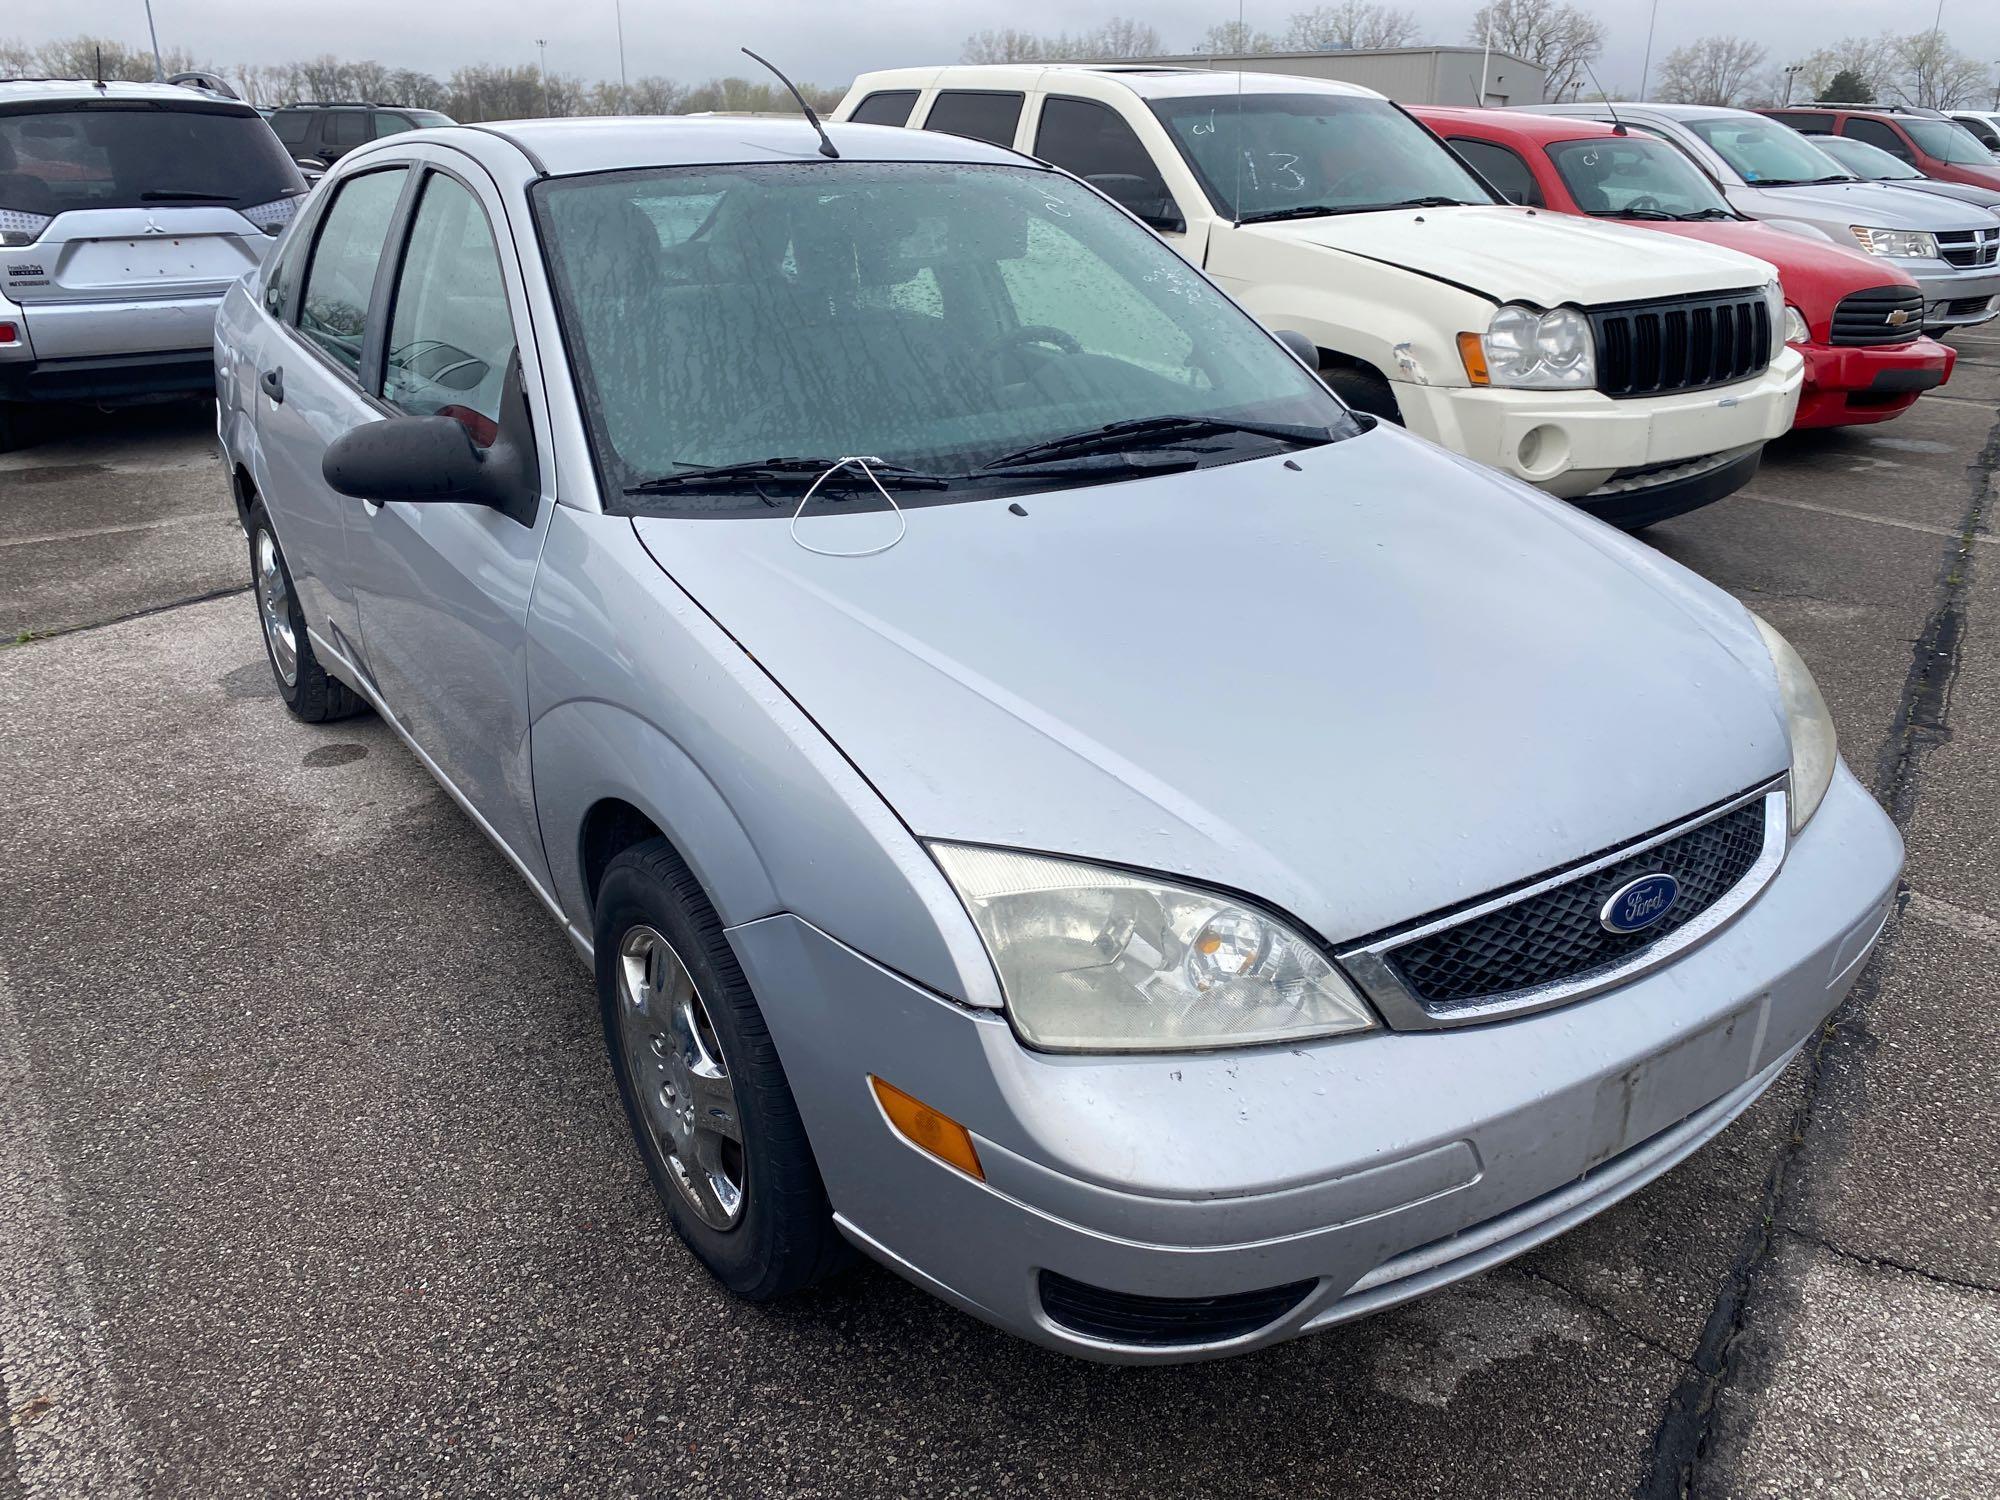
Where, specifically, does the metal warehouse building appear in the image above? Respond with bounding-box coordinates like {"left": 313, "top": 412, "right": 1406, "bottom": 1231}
{"left": 1134, "top": 46, "right": 1547, "bottom": 107}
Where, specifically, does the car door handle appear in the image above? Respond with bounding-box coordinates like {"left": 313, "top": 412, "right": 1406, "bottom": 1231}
{"left": 260, "top": 367, "right": 284, "bottom": 404}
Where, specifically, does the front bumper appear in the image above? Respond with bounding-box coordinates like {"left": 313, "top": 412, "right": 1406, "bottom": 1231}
{"left": 1393, "top": 349, "right": 1803, "bottom": 500}
{"left": 1902, "top": 261, "right": 2000, "bottom": 330}
{"left": 728, "top": 761, "right": 1901, "bottom": 1363}
{"left": 1793, "top": 336, "right": 1957, "bottom": 429}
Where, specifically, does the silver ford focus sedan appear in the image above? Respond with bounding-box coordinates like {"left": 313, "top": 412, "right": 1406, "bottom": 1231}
{"left": 213, "top": 114, "right": 1904, "bottom": 1362}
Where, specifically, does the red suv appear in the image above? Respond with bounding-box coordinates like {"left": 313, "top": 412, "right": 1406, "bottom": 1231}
{"left": 1760, "top": 106, "right": 2000, "bottom": 192}
{"left": 1416, "top": 109, "right": 1955, "bottom": 430}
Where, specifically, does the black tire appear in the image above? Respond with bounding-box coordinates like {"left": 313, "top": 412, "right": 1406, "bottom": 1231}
{"left": 596, "top": 837, "right": 847, "bottom": 1300}
{"left": 246, "top": 503, "right": 365, "bottom": 722}
{"left": 1319, "top": 362, "right": 1405, "bottom": 426}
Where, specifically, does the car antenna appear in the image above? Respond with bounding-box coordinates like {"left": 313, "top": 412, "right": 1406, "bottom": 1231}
{"left": 94, "top": 45, "right": 106, "bottom": 91}
{"left": 1581, "top": 60, "right": 1626, "bottom": 134}
{"left": 741, "top": 48, "right": 838, "bottom": 159}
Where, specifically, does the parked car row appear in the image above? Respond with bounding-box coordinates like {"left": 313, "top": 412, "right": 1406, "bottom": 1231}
{"left": 205, "top": 99, "right": 1906, "bottom": 1363}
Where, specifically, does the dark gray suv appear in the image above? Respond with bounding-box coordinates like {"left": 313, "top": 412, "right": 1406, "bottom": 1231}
{"left": 267, "top": 102, "right": 454, "bottom": 171}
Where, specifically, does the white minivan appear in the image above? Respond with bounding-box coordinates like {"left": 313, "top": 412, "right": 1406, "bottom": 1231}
{"left": 837, "top": 66, "right": 1804, "bottom": 527}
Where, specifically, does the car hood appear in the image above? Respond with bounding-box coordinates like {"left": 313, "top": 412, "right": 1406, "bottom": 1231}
{"left": 1893, "top": 178, "right": 2000, "bottom": 211}
{"left": 1635, "top": 220, "right": 1915, "bottom": 306}
{"left": 632, "top": 428, "right": 1788, "bottom": 946}
{"left": 1234, "top": 203, "right": 1777, "bottom": 305}
{"left": 1739, "top": 178, "right": 1996, "bottom": 231}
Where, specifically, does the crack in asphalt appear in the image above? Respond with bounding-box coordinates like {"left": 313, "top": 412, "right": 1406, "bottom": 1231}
{"left": 4, "top": 585, "right": 249, "bottom": 650}
{"left": 1518, "top": 1265, "right": 1697, "bottom": 1370}
{"left": 1636, "top": 402, "right": 1997, "bottom": 1500}
{"left": 1771, "top": 1225, "right": 2000, "bottom": 1297}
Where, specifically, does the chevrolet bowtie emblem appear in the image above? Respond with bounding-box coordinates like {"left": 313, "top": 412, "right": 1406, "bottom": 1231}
{"left": 1885, "top": 308, "right": 1913, "bottom": 327}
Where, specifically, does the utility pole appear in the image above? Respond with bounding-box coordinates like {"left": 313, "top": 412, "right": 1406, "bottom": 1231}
{"left": 536, "top": 37, "right": 550, "bottom": 115}
{"left": 613, "top": 0, "right": 628, "bottom": 102}
{"left": 1638, "top": 0, "right": 1661, "bottom": 102}
{"left": 142, "top": 0, "right": 165, "bottom": 79}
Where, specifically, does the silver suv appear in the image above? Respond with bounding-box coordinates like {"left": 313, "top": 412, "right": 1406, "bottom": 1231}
{"left": 1526, "top": 103, "right": 2000, "bottom": 335}
{"left": 0, "top": 77, "right": 306, "bottom": 447}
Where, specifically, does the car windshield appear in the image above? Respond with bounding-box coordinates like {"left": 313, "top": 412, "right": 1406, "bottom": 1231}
{"left": 1149, "top": 92, "right": 1493, "bottom": 221}
{"left": 1902, "top": 118, "right": 1994, "bottom": 166}
{"left": 1811, "top": 133, "right": 1922, "bottom": 180}
{"left": 534, "top": 161, "right": 1352, "bottom": 516}
{"left": 0, "top": 101, "right": 304, "bottom": 214}
{"left": 1680, "top": 116, "right": 1853, "bottom": 186}
{"left": 1545, "top": 136, "right": 1734, "bottom": 218}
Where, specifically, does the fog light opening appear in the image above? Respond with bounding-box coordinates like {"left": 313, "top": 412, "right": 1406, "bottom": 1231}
{"left": 869, "top": 1076, "right": 984, "bottom": 1180}
{"left": 1516, "top": 424, "right": 1568, "bottom": 477}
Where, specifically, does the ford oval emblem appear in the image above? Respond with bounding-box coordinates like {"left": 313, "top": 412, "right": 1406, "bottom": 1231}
{"left": 1600, "top": 873, "right": 1680, "bottom": 934}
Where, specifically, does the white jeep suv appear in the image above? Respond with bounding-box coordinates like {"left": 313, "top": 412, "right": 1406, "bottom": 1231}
{"left": 837, "top": 66, "right": 1805, "bottom": 527}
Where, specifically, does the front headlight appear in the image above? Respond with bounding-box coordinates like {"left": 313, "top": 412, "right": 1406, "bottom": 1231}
{"left": 930, "top": 843, "right": 1377, "bottom": 1053}
{"left": 1850, "top": 226, "right": 1939, "bottom": 259}
{"left": 1783, "top": 303, "right": 1811, "bottom": 346}
{"left": 1466, "top": 302, "right": 1596, "bottom": 390}
{"left": 1750, "top": 614, "right": 1838, "bottom": 836}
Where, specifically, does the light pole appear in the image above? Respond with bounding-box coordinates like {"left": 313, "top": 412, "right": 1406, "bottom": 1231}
{"left": 1782, "top": 63, "right": 1804, "bottom": 105}
{"left": 613, "top": 0, "right": 628, "bottom": 102}
{"left": 1638, "top": 0, "right": 1662, "bottom": 102}
{"left": 535, "top": 37, "right": 549, "bottom": 115}
{"left": 142, "top": 0, "right": 165, "bottom": 79}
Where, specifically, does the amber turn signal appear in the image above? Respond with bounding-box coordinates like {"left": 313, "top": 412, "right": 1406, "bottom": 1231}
{"left": 869, "top": 1076, "right": 984, "bottom": 1180}
{"left": 1456, "top": 331, "right": 1490, "bottom": 386}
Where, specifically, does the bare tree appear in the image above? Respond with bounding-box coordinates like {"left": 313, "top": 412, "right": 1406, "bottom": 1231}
{"left": 1791, "top": 34, "right": 1900, "bottom": 103}
{"left": 1197, "top": 20, "right": 1280, "bottom": 55}
{"left": 1283, "top": 3, "right": 1420, "bottom": 51}
{"left": 32, "top": 34, "right": 211, "bottom": 82}
{"left": 1083, "top": 18, "right": 1163, "bottom": 59}
{"left": 1465, "top": 0, "right": 1605, "bottom": 102}
{"left": 0, "top": 37, "right": 37, "bottom": 75}
{"left": 1654, "top": 35, "right": 1769, "bottom": 106}
{"left": 963, "top": 18, "right": 1161, "bottom": 63}
{"left": 1890, "top": 30, "right": 1990, "bottom": 109}
{"left": 961, "top": 29, "right": 1047, "bottom": 63}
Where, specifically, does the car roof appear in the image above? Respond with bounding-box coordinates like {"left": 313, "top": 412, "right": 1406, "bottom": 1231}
{"left": 0, "top": 78, "right": 250, "bottom": 108}
{"left": 406, "top": 115, "right": 1035, "bottom": 179}
{"left": 1531, "top": 101, "right": 1750, "bottom": 123}
{"left": 856, "top": 64, "right": 1380, "bottom": 103}
{"left": 1416, "top": 107, "right": 1620, "bottom": 144}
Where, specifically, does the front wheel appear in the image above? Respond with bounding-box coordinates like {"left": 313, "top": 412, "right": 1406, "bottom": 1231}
{"left": 596, "top": 838, "right": 848, "bottom": 1300}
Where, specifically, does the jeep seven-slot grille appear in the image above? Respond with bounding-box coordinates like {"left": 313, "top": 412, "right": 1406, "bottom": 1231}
{"left": 1383, "top": 798, "right": 1769, "bottom": 1007}
{"left": 1830, "top": 285, "right": 1926, "bottom": 346}
{"left": 1588, "top": 289, "right": 1772, "bottom": 398}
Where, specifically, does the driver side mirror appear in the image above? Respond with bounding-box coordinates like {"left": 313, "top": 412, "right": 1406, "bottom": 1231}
{"left": 1086, "top": 173, "right": 1186, "bottom": 234}
{"left": 324, "top": 358, "right": 539, "bottom": 525}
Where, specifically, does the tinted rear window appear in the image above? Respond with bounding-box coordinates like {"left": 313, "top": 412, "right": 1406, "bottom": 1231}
{"left": 270, "top": 111, "right": 312, "bottom": 147}
{"left": 923, "top": 91, "right": 1023, "bottom": 147}
{"left": 849, "top": 90, "right": 918, "bottom": 127}
{"left": 0, "top": 102, "right": 305, "bottom": 215}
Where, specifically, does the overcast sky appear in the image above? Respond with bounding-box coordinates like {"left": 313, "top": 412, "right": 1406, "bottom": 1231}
{"left": 7, "top": 0, "right": 1998, "bottom": 99}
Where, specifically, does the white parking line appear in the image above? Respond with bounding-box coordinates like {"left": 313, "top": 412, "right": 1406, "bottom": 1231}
{"left": 0, "top": 970, "right": 142, "bottom": 1499}
{"left": 1735, "top": 492, "right": 1995, "bottom": 545}
{"left": 1903, "top": 891, "right": 2000, "bottom": 952}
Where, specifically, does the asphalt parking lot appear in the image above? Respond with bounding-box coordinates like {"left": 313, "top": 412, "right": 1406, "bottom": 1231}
{"left": 2, "top": 337, "right": 1996, "bottom": 1499}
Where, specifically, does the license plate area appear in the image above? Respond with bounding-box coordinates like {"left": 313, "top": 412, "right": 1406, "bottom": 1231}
{"left": 1583, "top": 997, "right": 1767, "bottom": 1170}
{"left": 61, "top": 236, "right": 247, "bottom": 289}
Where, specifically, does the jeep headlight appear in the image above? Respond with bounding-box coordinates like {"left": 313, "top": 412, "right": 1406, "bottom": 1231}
{"left": 1465, "top": 303, "right": 1595, "bottom": 390}
{"left": 1850, "top": 226, "right": 1938, "bottom": 259}
{"left": 1765, "top": 281, "right": 1788, "bottom": 356}
{"left": 1750, "top": 614, "right": 1838, "bottom": 835}
{"left": 930, "top": 844, "right": 1376, "bottom": 1053}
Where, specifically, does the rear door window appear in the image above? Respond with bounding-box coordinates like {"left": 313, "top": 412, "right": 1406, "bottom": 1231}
{"left": 923, "top": 91, "right": 1024, "bottom": 147}
{"left": 1840, "top": 118, "right": 1912, "bottom": 160}
{"left": 372, "top": 113, "right": 417, "bottom": 139}
{"left": 296, "top": 167, "right": 408, "bottom": 376}
{"left": 270, "top": 111, "right": 312, "bottom": 149}
{"left": 0, "top": 103, "right": 303, "bottom": 215}
{"left": 1764, "top": 111, "right": 1834, "bottom": 133}
{"left": 1446, "top": 138, "right": 1543, "bottom": 205}
{"left": 328, "top": 113, "right": 371, "bottom": 152}
{"left": 1959, "top": 116, "right": 2000, "bottom": 149}
{"left": 383, "top": 173, "right": 516, "bottom": 437}
{"left": 849, "top": 90, "right": 918, "bottom": 127}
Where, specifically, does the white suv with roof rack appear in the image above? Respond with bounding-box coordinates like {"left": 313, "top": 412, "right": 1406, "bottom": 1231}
{"left": 0, "top": 75, "right": 306, "bottom": 448}
{"left": 836, "top": 65, "right": 1804, "bottom": 527}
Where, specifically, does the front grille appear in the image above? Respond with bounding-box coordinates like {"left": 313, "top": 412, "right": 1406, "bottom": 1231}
{"left": 1830, "top": 285, "right": 1925, "bottom": 346}
{"left": 1383, "top": 798, "right": 1769, "bottom": 1008}
{"left": 1939, "top": 296, "right": 1995, "bottom": 319}
{"left": 1938, "top": 227, "right": 2000, "bottom": 268}
{"left": 1588, "top": 289, "right": 1773, "bottom": 398}
{"left": 1039, "top": 1271, "right": 1316, "bottom": 1347}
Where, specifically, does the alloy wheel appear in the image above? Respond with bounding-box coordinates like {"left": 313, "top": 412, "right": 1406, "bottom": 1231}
{"left": 255, "top": 529, "right": 299, "bottom": 688}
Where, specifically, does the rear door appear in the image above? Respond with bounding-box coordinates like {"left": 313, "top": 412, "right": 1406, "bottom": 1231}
{"left": 252, "top": 163, "right": 412, "bottom": 660}
{"left": 0, "top": 99, "right": 306, "bottom": 357}
{"left": 341, "top": 150, "right": 555, "bottom": 886}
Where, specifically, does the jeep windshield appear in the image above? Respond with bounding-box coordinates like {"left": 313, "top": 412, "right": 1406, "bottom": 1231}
{"left": 533, "top": 161, "right": 1353, "bottom": 517}
{"left": 0, "top": 100, "right": 305, "bottom": 215}
{"left": 1149, "top": 93, "right": 1493, "bottom": 222}
{"left": 1546, "top": 136, "right": 1736, "bottom": 220}
{"left": 1680, "top": 117, "right": 1854, "bottom": 187}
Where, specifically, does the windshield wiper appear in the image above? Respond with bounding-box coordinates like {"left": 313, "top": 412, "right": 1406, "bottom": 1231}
{"left": 1674, "top": 207, "right": 1738, "bottom": 220}
{"left": 625, "top": 456, "right": 950, "bottom": 495}
{"left": 982, "top": 415, "right": 1331, "bottom": 470}
{"left": 1759, "top": 175, "right": 1852, "bottom": 187}
{"left": 140, "top": 191, "right": 235, "bottom": 202}
{"left": 1235, "top": 204, "right": 1343, "bottom": 224}
{"left": 1592, "top": 208, "right": 1676, "bottom": 220}
{"left": 1376, "top": 196, "right": 1476, "bottom": 209}
{"left": 1241, "top": 196, "right": 1473, "bottom": 223}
